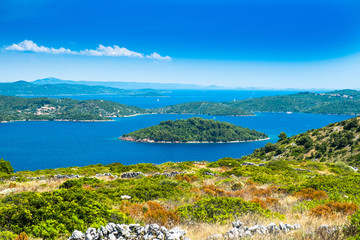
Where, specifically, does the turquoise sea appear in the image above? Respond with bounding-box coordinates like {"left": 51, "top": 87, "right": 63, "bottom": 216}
{"left": 0, "top": 90, "right": 353, "bottom": 171}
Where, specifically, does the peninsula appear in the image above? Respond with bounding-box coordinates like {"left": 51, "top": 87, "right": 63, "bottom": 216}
{"left": 119, "top": 117, "right": 268, "bottom": 143}
{"left": 152, "top": 89, "right": 360, "bottom": 116}
{"left": 0, "top": 95, "right": 145, "bottom": 122}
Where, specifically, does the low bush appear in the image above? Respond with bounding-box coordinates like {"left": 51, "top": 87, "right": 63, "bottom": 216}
{"left": 293, "top": 188, "right": 328, "bottom": 201}
{"left": 310, "top": 202, "right": 358, "bottom": 217}
{"left": 207, "top": 158, "right": 241, "bottom": 168}
{"left": 59, "top": 177, "right": 102, "bottom": 189}
{"left": 143, "top": 201, "right": 179, "bottom": 228}
{"left": 176, "top": 196, "right": 284, "bottom": 223}
{"left": 0, "top": 188, "right": 130, "bottom": 239}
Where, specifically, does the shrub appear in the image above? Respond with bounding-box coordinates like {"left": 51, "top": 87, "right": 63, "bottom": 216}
{"left": 59, "top": 177, "right": 102, "bottom": 189}
{"left": 349, "top": 209, "right": 360, "bottom": 238}
{"left": 0, "top": 188, "right": 115, "bottom": 238}
{"left": 0, "top": 158, "right": 13, "bottom": 174}
{"left": 207, "top": 158, "right": 241, "bottom": 168}
{"left": 231, "top": 183, "right": 243, "bottom": 191}
{"left": 293, "top": 188, "right": 328, "bottom": 201}
{"left": 0, "top": 231, "right": 18, "bottom": 240}
{"left": 310, "top": 202, "right": 358, "bottom": 217}
{"left": 144, "top": 201, "right": 179, "bottom": 228}
{"left": 177, "top": 196, "right": 284, "bottom": 223}
{"left": 18, "top": 233, "right": 29, "bottom": 240}
{"left": 250, "top": 197, "right": 280, "bottom": 210}
{"left": 202, "top": 185, "right": 226, "bottom": 196}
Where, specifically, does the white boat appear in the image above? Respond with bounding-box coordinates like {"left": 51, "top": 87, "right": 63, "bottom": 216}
{"left": 286, "top": 111, "right": 293, "bottom": 114}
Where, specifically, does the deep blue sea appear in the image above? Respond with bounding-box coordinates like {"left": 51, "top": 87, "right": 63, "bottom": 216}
{"left": 0, "top": 90, "right": 353, "bottom": 171}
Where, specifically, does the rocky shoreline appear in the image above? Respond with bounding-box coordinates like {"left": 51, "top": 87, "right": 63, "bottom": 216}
{"left": 119, "top": 136, "right": 270, "bottom": 144}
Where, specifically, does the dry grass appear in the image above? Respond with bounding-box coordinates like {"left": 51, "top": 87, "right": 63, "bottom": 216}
{"left": 180, "top": 212, "right": 350, "bottom": 240}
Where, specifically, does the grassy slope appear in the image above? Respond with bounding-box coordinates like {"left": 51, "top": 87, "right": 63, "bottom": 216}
{"left": 246, "top": 116, "right": 360, "bottom": 166}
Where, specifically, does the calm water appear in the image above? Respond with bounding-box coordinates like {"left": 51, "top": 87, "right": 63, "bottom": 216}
{"left": 28, "top": 89, "right": 301, "bottom": 108}
{"left": 0, "top": 113, "right": 352, "bottom": 171}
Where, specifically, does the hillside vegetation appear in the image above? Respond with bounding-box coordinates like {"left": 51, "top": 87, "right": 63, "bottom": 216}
{"left": 154, "top": 89, "right": 360, "bottom": 116}
{"left": 2, "top": 131, "right": 360, "bottom": 239}
{"left": 120, "top": 117, "right": 268, "bottom": 143}
{"left": 0, "top": 95, "right": 145, "bottom": 122}
{"left": 246, "top": 116, "right": 360, "bottom": 166}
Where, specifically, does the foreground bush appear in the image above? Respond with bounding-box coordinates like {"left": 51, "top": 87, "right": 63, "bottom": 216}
{"left": 177, "top": 196, "right": 284, "bottom": 223}
{"left": 0, "top": 188, "right": 132, "bottom": 239}
{"left": 143, "top": 201, "right": 180, "bottom": 228}
{"left": 0, "top": 158, "right": 13, "bottom": 174}
{"left": 310, "top": 202, "right": 358, "bottom": 217}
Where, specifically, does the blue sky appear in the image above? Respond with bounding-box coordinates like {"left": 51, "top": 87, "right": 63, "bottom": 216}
{"left": 1, "top": 0, "right": 360, "bottom": 88}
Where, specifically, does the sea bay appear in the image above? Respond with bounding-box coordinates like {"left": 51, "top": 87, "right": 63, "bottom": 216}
{"left": 0, "top": 111, "right": 352, "bottom": 171}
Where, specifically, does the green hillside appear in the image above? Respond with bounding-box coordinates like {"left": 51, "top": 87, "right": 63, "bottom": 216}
{"left": 232, "top": 90, "right": 360, "bottom": 115}
{"left": 0, "top": 95, "right": 145, "bottom": 122}
{"left": 154, "top": 89, "right": 360, "bottom": 116}
{"left": 246, "top": 116, "right": 360, "bottom": 166}
{"left": 120, "top": 117, "right": 268, "bottom": 143}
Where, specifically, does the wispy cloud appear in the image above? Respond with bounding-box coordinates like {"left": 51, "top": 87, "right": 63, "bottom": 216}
{"left": 146, "top": 52, "right": 172, "bottom": 61}
{"left": 4, "top": 40, "right": 172, "bottom": 61}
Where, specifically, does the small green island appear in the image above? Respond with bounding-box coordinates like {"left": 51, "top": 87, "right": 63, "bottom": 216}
{"left": 119, "top": 117, "right": 269, "bottom": 143}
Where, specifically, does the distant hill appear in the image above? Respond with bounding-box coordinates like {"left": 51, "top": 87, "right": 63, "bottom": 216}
{"left": 246, "top": 116, "right": 360, "bottom": 166}
{"left": 32, "top": 77, "right": 223, "bottom": 90}
{"left": 231, "top": 90, "right": 360, "bottom": 115}
{"left": 154, "top": 89, "right": 360, "bottom": 116}
{"left": 151, "top": 101, "right": 253, "bottom": 116}
{"left": 0, "top": 80, "right": 168, "bottom": 96}
{"left": 120, "top": 117, "right": 268, "bottom": 143}
{"left": 0, "top": 95, "right": 145, "bottom": 122}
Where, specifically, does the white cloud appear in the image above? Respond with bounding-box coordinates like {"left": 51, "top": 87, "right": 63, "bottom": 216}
{"left": 146, "top": 52, "right": 172, "bottom": 61}
{"left": 79, "top": 44, "right": 144, "bottom": 58}
{"left": 5, "top": 40, "right": 74, "bottom": 54}
{"left": 4, "top": 40, "right": 171, "bottom": 61}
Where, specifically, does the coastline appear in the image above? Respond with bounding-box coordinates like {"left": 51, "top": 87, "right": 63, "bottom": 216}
{"left": 0, "top": 119, "right": 115, "bottom": 124}
{"left": 119, "top": 136, "right": 270, "bottom": 144}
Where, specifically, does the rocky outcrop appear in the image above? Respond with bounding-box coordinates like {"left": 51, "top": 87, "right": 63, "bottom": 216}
{"left": 96, "top": 173, "right": 118, "bottom": 178}
{"left": 154, "top": 171, "right": 187, "bottom": 177}
{"left": 121, "top": 172, "right": 145, "bottom": 178}
{"left": 216, "top": 221, "right": 301, "bottom": 239}
{"left": 68, "top": 223, "right": 189, "bottom": 240}
{"left": 241, "top": 162, "right": 266, "bottom": 167}
{"left": 53, "top": 174, "right": 80, "bottom": 179}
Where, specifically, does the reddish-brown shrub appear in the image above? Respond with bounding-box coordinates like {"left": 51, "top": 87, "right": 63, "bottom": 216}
{"left": 120, "top": 201, "right": 144, "bottom": 220}
{"left": 175, "top": 175, "right": 198, "bottom": 183}
{"left": 202, "top": 184, "right": 226, "bottom": 196}
{"left": 293, "top": 188, "right": 328, "bottom": 201}
{"left": 326, "top": 202, "right": 358, "bottom": 214}
{"left": 253, "top": 188, "right": 272, "bottom": 197}
{"left": 310, "top": 205, "right": 333, "bottom": 217}
{"left": 15, "top": 232, "right": 28, "bottom": 240}
{"left": 310, "top": 202, "right": 358, "bottom": 217}
{"left": 144, "top": 201, "right": 179, "bottom": 228}
{"left": 250, "top": 197, "right": 280, "bottom": 209}
{"left": 251, "top": 197, "right": 267, "bottom": 209}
